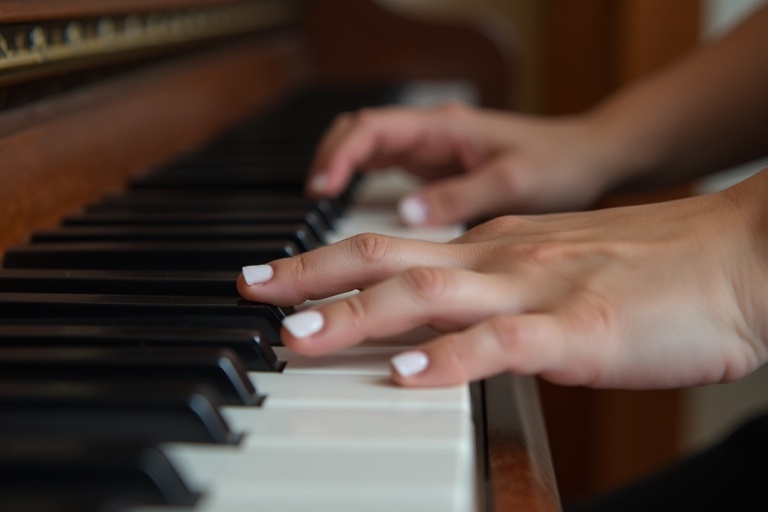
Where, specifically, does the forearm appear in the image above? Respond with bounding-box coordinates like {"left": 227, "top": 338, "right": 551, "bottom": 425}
{"left": 736, "top": 169, "right": 768, "bottom": 355}
{"left": 588, "top": 5, "right": 768, "bottom": 189}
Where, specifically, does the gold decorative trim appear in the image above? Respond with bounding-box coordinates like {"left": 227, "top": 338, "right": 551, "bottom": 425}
{"left": 0, "top": 1, "right": 298, "bottom": 84}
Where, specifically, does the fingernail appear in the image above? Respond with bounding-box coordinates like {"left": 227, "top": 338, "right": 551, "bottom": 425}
{"left": 398, "top": 195, "right": 429, "bottom": 225}
{"left": 283, "top": 310, "right": 324, "bottom": 338}
{"left": 309, "top": 174, "right": 327, "bottom": 194}
{"left": 242, "top": 265, "right": 273, "bottom": 285}
{"left": 391, "top": 351, "right": 429, "bottom": 377}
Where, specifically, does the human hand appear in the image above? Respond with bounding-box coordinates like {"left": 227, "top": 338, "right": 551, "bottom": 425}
{"left": 240, "top": 172, "right": 768, "bottom": 389}
{"left": 307, "top": 103, "right": 627, "bottom": 226}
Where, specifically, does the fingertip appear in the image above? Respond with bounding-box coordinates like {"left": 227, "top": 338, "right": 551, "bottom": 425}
{"left": 235, "top": 273, "right": 250, "bottom": 298}
{"left": 283, "top": 310, "right": 324, "bottom": 339}
{"left": 307, "top": 173, "right": 328, "bottom": 196}
{"left": 397, "top": 195, "right": 430, "bottom": 226}
{"left": 279, "top": 311, "right": 323, "bottom": 356}
{"left": 242, "top": 264, "right": 274, "bottom": 286}
{"left": 389, "top": 348, "right": 464, "bottom": 387}
{"left": 390, "top": 350, "right": 429, "bottom": 379}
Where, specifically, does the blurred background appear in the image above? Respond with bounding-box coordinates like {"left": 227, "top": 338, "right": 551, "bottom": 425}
{"left": 376, "top": 0, "right": 768, "bottom": 506}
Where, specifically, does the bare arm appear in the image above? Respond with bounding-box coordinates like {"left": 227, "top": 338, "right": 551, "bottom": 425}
{"left": 588, "top": 4, "right": 768, "bottom": 189}
{"left": 307, "top": 5, "right": 768, "bottom": 225}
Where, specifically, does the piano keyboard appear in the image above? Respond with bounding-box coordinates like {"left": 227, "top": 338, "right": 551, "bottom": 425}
{"left": 0, "top": 85, "right": 483, "bottom": 512}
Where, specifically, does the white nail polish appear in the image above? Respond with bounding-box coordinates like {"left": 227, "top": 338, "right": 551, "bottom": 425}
{"left": 283, "top": 310, "right": 324, "bottom": 338}
{"left": 398, "top": 196, "right": 428, "bottom": 225}
{"left": 242, "top": 265, "right": 273, "bottom": 285}
{"left": 391, "top": 351, "right": 429, "bottom": 377}
{"left": 310, "top": 174, "right": 328, "bottom": 193}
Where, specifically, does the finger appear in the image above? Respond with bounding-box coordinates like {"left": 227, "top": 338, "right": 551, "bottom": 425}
{"left": 305, "top": 111, "right": 358, "bottom": 196}
{"left": 237, "top": 233, "right": 465, "bottom": 307}
{"left": 398, "top": 157, "right": 527, "bottom": 226}
{"left": 308, "top": 108, "right": 431, "bottom": 197}
{"left": 389, "top": 313, "right": 566, "bottom": 387}
{"left": 279, "top": 267, "right": 525, "bottom": 356}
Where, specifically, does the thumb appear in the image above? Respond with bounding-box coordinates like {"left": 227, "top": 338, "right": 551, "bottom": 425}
{"left": 397, "top": 158, "right": 526, "bottom": 226}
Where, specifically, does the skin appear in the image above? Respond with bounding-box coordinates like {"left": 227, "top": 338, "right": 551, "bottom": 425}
{"left": 238, "top": 5, "right": 768, "bottom": 388}
{"left": 239, "top": 172, "right": 768, "bottom": 388}
{"left": 307, "top": 5, "right": 768, "bottom": 225}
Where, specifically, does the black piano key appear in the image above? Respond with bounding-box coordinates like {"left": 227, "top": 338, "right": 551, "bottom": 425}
{"left": 87, "top": 192, "right": 341, "bottom": 227}
{"left": 31, "top": 223, "right": 321, "bottom": 251}
{"left": 0, "top": 347, "right": 262, "bottom": 406}
{"left": 132, "top": 162, "right": 309, "bottom": 187}
{"left": 3, "top": 241, "right": 297, "bottom": 271}
{"left": 0, "top": 293, "right": 289, "bottom": 345}
{"left": 0, "top": 438, "right": 198, "bottom": 509}
{"left": 0, "top": 324, "right": 284, "bottom": 372}
{"left": 61, "top": 210, "right": 329, "bottom": 242}
{"left": 0, "top": 381, "right": 240, "bottom": 445}
{"left": 0, "top": 268, "right": 239, "bottom": 296}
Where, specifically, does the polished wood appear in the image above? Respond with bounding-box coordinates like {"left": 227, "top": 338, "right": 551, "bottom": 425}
{"left": 540, "top": 0, "right": 701, "bottom": 113}
{"left": 0, "top": 35, "right": 308, "bottom": 255}
{"left": 0, "top": 0, "right": 250, "bottom": 22}
{"left": 486, "top": 375, "right": 561, "bottom": 512}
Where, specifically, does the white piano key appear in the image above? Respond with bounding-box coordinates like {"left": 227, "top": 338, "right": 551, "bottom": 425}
{"left": 195, "top": 483, "right": 466, "bottom": 512}
{"left": 327, "top": 169, "right": 464, "bottom": 244}
{"left": 221, "top": 406, "right": 472, "bottom": 451}
{"left": 251, "top": 371, "right": 470, "bottom": 411}
{"left": 163, "top": 443, "right": 474, "bottom": 512}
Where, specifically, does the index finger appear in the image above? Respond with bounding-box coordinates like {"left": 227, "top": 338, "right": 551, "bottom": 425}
{"left": 237, "top": 232, "right": 468, "bottom": 307}
{"left": 306, "top": 107, "right": 432, "bottom": 198}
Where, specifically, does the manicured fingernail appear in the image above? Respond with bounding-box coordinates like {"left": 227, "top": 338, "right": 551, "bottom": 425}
{"left": 391, "top": 351, "right": 429, "bottom": 377}
{"left": 309, "top": 174, "right": 327, "bottom": 193}
{"left": 283, "top": 310, "right": 324, "bottom": 338}
{"left": 398, "top": 195, "right": 429, "bottom": 225}
{"left": 242, "top": 265, "right": 273, "bottom": 285}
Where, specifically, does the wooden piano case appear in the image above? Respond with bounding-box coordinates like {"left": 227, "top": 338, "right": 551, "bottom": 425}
{"left": 0, "top": 1, "right": 558, "bottom": 510}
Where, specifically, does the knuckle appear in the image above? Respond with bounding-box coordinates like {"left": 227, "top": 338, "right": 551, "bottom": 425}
{"left": 286, "top": 253, "right": 309, "bottom": 284}
{"left": 350, "top": 232, "right": 392, "bottom": 266}
{"left": 488, "top": 315, "right": 527, "bottom": 355}
{"left": 403, "top": 266, "right": 451, "bottom": 303}
{"left": 480, "top": 215, "right": 527, "bottom": 235}
{"left": 517, "top": 242, "right": 571, "bottom": 267}
{"left": 459, "top": 215, "right": 527, "bottom": 244}
{"left": 572, "top": 294, "right": 615, "bottom": 337}
{"left": 338, "top": 294, "right": 368, "bottom": 332}
{"left": 480, "top": 238, "right": 572, "bottom": 270}
{"left": 436, "top": 334, "right": 471, "bottom": 382}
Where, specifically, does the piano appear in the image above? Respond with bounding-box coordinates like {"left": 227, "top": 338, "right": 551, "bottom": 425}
{"left": 0, "top": 1, "right": 560, "bottom": 511}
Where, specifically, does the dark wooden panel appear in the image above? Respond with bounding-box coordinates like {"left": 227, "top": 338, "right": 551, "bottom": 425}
{"left": 302, "top": 0, "right": 516, "bottom": 109}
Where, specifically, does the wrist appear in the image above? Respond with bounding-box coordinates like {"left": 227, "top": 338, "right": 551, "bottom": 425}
{"left": 580, "top": 104, "right": 667, "bottom": 193}
{"left": 723, "top": 169, "right": 768, "bottom": 362}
